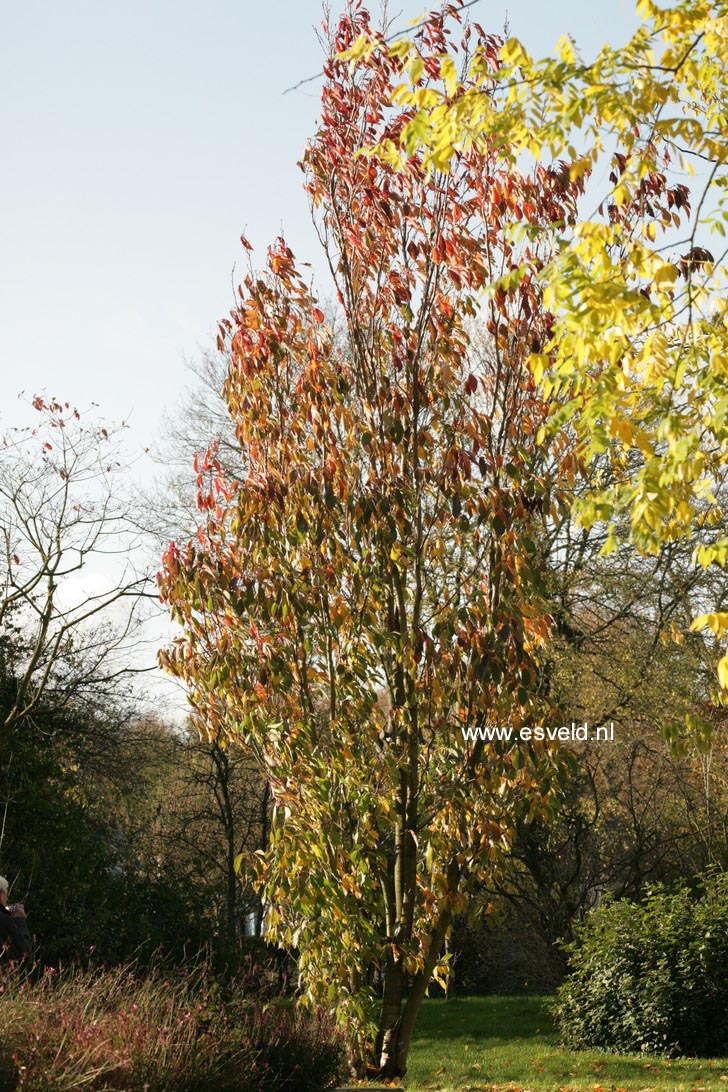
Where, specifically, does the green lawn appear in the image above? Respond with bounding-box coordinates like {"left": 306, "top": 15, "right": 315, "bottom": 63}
{"left": 401, "top": 995, "right": 728, "bottom": 1092}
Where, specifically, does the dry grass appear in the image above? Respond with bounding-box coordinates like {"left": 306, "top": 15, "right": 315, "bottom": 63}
{"left": 0, "top": 961, "right": 345, "bottom": 1091}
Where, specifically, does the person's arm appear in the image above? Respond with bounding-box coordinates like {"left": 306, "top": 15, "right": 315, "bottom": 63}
{"left": 6, "top": 907, "right": 32, "bottom": 960}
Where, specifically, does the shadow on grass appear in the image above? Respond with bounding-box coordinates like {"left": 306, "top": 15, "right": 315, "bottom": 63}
{"left": 413, "top": 995, "right": 553, "bottom": 1044}
{"left": 406, "top": 996, "right": 728, "bottom": 1091}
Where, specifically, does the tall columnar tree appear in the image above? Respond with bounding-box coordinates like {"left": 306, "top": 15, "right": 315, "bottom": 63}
{"left": 160, "top": 5, "right": 584, "bottom": 1077}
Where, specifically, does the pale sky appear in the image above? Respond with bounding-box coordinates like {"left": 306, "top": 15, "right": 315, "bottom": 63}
{"left": 0, "top": 0, "right": 638, "bottom": 450}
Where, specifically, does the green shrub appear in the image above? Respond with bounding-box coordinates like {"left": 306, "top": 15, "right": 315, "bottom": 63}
{"left": 553, "top": 872, "right": 728, "bottom": 1057}
{"left": 0, "top": 962, "right": 347, "bottom": 1091}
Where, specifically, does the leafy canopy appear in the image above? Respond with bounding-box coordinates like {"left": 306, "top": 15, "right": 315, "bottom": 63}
{"left": 346, "top": 0, "right": 728, "bottom": 696}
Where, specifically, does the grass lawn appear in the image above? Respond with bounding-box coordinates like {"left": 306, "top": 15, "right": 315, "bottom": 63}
{"left": 400, "top": 995, "right": 728, "bottom": 1092}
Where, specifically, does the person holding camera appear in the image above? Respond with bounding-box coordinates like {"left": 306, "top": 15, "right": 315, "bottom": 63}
{"left": 0, "top": 876, "right": 32, "bottom": 968}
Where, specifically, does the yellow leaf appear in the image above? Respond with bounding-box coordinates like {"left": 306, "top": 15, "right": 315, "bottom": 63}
{"left": 338, "top": 33, "right": 375, "bottom": 64}
{"left": 530, "top": 354, "right": 548, "bottom": 383}
{"left": 718, "top": 652, "right": 728, "bottom": 691}
{"left": 653, "top": 262, "right": 678, "bottom": 287}
{"left": 613, "top": 182, "right": 630, "bottom": 206}
{"left": 501, "top": 38, "right": 532, "bottom": 67}
{"left": 440, "top": 56, "right": 458, "bottom": 94}
{"left": 430, "top": 139, "right": 454, "bottom": 171}
{"left": 388, "top": 37, "right": 411, "bottom": 59}
{"left": 409, "top": 57, "right": 424, "bottom": 84}
{"left": 556, "top": 35, "right": 576, "bottom": 63}
{"left": 569, "top": 156, "right": 591, "bottom": 182}
{"left": 691, "top": 612, "right": 728, "bottom": 636}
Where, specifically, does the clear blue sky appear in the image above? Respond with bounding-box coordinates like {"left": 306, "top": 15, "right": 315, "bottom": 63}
{"left": 0, "top": 0, "right": 638, "bottom": 449}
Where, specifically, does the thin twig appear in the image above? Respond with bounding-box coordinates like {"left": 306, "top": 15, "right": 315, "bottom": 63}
{"left": 282, "top": 0, "right": 483, "bottom": 95}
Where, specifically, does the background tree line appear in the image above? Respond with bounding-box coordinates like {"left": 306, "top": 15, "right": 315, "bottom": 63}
{"left": 0, "top": 397, "right": 269, "bottom": 968}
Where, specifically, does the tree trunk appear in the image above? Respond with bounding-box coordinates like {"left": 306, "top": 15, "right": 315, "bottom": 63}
{"left": 377, "top": 868, "right": 460, "bottom": 1077}
{"left": 376, "top": 949, "right": 406, "bottom": 1075}
{"left": 376, "top": 943, "right": 446, "bottom": 1076}
{"left": 376, "top": 962, "right": 430, "bottom": 1079}
{"left": 391, "top": 963, "right": 434, "bottom": 1075}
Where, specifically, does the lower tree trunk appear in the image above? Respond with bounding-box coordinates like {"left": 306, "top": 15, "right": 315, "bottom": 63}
{"left": 390, "top": 964, "right": 433, "bottom": 1075}
{"left": 376, "top": 881, "right": 459, "bottom": 1076}
{"left": 376, "top": 951, "right": 405, "bottom": 1074}
{"left": 376, "top": 966, "right": 429, "bottom": 1078}
{"left": 376, "top": 946, "right": 445, "bottom": 1077}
